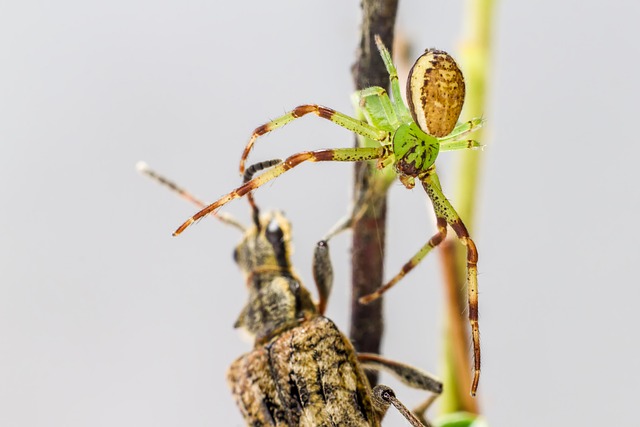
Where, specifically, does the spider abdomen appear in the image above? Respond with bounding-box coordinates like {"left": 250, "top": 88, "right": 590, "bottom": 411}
{"left": 407, "top": 48, "right": 465, "bottom": 138}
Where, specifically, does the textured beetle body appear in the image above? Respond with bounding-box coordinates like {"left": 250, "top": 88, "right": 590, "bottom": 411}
{"left": 228, "top": 211, "right": 381, "bottom": 426}
{"left": 137, "top": 164, "right": 441, "bottom": 425}
{"left": 228, "top": 316, "right": 378, "bottom": 427}
{"left": 227, "top": 210, "right": 441, "bottom": 426}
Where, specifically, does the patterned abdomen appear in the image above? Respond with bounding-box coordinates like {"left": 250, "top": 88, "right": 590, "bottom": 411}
{"left": 228, "top": 317, "right": 378, "bottom": 426}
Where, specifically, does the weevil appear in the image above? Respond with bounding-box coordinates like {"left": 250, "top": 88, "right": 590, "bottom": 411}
{"left": 138, "top": 161, "right": 443, "bottom": 426}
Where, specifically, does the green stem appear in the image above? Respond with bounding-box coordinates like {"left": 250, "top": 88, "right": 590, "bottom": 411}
{"left": 439, "top": 0, "right": 495, "bottom": 415}
{"left": 455, "top": 0, "right": 494, "bottom": 225}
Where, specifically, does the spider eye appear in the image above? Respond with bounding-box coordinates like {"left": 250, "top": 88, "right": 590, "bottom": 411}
{"left": 406, "top": 48, "right": 465, "bottom": 137}
{"left": 232, "top": 247, "right": 239, "bottom": 263}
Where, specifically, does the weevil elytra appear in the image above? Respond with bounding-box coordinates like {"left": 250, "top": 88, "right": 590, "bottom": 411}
{"left": 171, "top": 35, "right": 484, "bottom": 396}
{"left": 138, "top": 162, "right": 443, "bottom": 426}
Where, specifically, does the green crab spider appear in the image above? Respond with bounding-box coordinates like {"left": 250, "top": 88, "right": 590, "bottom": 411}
{"left": 173, "top": 35, "right": 484, "bottom": 396}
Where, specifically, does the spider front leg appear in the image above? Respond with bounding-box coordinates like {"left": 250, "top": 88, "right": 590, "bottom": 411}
{"left": 238, "top": 104, "right": 389, "bottom": 174}
{"left": 360, "top": 168, "right": 481, "bottom": 396}
{"left": 174, "top": 146, "right": 387, "bottom": 236}
{"left": 422, "top": 172, "right": 480, "bottom": 396}
{"left": 373, "top": 34, "right": 413, "bottom": 123}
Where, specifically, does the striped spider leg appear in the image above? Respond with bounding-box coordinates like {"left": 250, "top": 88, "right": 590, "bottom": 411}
{"left": 138, "top": 159, "right": 339, "bottom": 316}
{"left": 173, "top": 35, "right": 484, "bottom": 395}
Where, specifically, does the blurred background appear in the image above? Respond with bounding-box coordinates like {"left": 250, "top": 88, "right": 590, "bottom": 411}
{"left": 2, "top": 1, "right": 639, "bottom": 426}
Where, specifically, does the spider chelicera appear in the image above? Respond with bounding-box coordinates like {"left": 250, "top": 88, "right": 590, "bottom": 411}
{"left": 172, "top": 35, "right": 484, "bottom": 396}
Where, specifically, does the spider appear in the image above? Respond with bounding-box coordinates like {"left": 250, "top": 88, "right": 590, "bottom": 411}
{"left": 172, "top": 35, "right": 484, "bottom": 396}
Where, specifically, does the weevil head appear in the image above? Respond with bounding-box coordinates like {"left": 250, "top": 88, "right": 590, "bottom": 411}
{"left": 233, "top": 210, "right": 316, "bottom": 342}
{"left": 392, "top": 122, "right": 440, "bottom": 178}
{"left": 406, "top": 48, "right": 465, "bottom": 137}
{"left": 233, "top": 210, "right": 294, "bottom": 282}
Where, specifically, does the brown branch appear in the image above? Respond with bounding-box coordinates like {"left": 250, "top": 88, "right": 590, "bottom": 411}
{"left": 350, "top": 0, "right": 398, "bottom": 387}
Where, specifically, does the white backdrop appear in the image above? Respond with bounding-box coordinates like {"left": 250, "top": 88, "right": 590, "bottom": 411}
{"left": 2, "top": 1, "right": 639, "bottom": 426}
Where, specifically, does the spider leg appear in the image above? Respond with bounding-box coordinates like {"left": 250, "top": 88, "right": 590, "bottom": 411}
{"left": 239, "top": 104, "right": 390, "bottom": 174}
{"left": 439, "top": 139, "right": 482, "bottom": 151}
{"left": 373, "top": 35, "right": 412, "bottom": 122}
{"left": 438, "top": 118, "right": 484, "bottom": 143}
{"left": 360, "top": 168, "right": 480, "bottom": 396}
{"left": 352, "top": 86, "right": 399, "bottom": 132}
{"left": 359, "top": 216, "right": 447, "bottom": 305}
{"left": 175, "top": 146, "right": 386, "bottom": 236}
{"left": 422, "top": 171, "right": 480, "bottom": 397}
{"left": 242, "top": 159, "right": 282, "bottom": 230}
{"left": 437, "top": 118, "right": 484, "bottom": 152}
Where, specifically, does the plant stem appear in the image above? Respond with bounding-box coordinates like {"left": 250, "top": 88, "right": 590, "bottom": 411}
{"left": 439, "top": 0, "right": 495, "bottom": 415}
{"left": 455, "top": 0, "right": 494, "bottom": 224}
{"left": 350, "top": 0, "right": 398, "bottom": 387}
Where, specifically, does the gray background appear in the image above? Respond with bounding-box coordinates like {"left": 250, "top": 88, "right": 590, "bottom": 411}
{"left": 2, "top": 1, "right": 639, "bottom": 426}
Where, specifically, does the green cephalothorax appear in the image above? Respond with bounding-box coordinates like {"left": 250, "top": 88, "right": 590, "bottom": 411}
{"left": 173, "top": 35, "right": 484, "bottom": 397}
{"left": 393, "top": 122, "right": 440, "bottom": 181}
